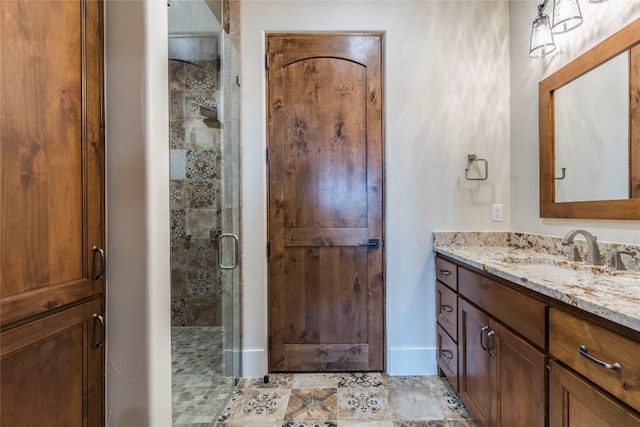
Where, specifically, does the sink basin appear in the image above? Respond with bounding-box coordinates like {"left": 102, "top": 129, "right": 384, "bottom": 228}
{"left": 514, "top": 262, "right": 582, "bottom": 279}
{"left": 498, "top": 255, "right": 586, "bottom": 278}
{"left": 498, "top": 254, "right": 618, "bottom": 278}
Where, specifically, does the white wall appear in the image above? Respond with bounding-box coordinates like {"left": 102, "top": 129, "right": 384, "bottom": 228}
{"left": 510, "top": 0, "right": 640, "bottom": 244}
{"left": 168, "top": 0, "right": 222, "bottom": 34}
{"left": 105, "top": 1, "right": 172, "bottom": 425}
{"left": 241, "top": 0, "right": 511, "bottom": 376}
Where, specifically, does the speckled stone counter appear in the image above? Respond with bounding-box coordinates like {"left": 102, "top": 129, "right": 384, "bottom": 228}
{"left": 433, "top": 231, "right": 640, "bottom": 334}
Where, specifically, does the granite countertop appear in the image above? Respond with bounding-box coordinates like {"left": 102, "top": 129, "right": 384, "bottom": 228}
{"left": 433, "top": 231, "right": 640, "bottom": 334}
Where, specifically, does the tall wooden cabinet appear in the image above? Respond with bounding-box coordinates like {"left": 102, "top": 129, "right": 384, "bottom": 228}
{"left": 0, "top": 1, "right": 105, "bottom": 425}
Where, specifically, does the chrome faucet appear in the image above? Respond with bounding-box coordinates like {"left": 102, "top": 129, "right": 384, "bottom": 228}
{"left": 561, "top": 229, "right": 603, "bottom": 265}
{"left": 608, "top": 250, "right": 637, "bottom": 270}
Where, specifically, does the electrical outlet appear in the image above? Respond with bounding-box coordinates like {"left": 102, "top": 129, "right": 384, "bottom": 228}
{"left": 492, "top": 204, "right": 503, "bottom": 222}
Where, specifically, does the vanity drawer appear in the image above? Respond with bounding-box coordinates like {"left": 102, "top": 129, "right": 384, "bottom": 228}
{"left": 550, "top": 308, "right": 640, "bottom": 412}
{"left": 458, "top": 267, "right": 546, "bottom": 348}
{"left": 437, "top": 323, "right": 458, "bottom": 391}
{"left": 436, "top": 257, "right": 457, "bottom": 291}
{"left": 436, "top": 280, "right": 457, "bottom": 341}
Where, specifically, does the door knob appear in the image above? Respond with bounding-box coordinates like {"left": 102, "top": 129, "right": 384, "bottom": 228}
{"left": 359, "top": 239, "right": 380, "bottom": 249}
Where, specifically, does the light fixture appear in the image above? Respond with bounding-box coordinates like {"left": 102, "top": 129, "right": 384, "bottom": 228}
{"left": 529, "top": 2, "right": 556, "bottom": 58}
{"left": 552, "top": 0, "right": 583, "bottom": 33}
{"left": 530, "top": 0, "right": 607, "bottom": 58}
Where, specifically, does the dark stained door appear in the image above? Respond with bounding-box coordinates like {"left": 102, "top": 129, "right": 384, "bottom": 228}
{"left": 266, "top": 33, "right": 384, "bottom": 372}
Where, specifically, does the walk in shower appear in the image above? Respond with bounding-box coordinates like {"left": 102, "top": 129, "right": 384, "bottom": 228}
{"left": 168, "top": 2, "right": 241, "bottom": 424}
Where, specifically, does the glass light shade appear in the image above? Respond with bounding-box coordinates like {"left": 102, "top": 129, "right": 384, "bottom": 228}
{"left": 589, "top": 0, "right": 608, "bottom": 3}
{"left": 552, "top": 0, "right": 583, "bottom": 34}
{"left": 530, "top": 13, "right": 556, "bottom": 58}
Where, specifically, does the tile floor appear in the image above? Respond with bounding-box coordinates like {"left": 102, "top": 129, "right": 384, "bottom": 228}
{"left": 213, "top": 372, "right": 478, "bottom": 427}
{"left": 173, "top": 327, "right": 235, "bottom": 426}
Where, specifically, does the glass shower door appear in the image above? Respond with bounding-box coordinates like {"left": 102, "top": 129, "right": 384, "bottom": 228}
{"left": 168, "top": 28, "right": 241, "bottom": 425}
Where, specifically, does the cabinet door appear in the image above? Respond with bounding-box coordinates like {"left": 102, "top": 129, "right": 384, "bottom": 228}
{"left": 549, "top": 361, "right": 640, "bottom": 427}
{"left": 0, "top": 0, "right": 105, "bottom": 325}
{"left": 492, "top": 322, "right": 546, "bottom": 427}
{"left": 0, "top": 299, "right": 105, "bottom": 426}
{"left": 459, "top": 298, "right": 493, "bottom": 426}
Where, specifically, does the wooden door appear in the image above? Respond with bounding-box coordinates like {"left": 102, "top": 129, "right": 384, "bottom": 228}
{"left": 266, "top": 34, "right": 384, "bottom": 372}
{"left": 492, "top": 322, "right": 546, "bottom": 427}
{"left": 549, "top": 361, "right": 640, "bottom": 427}
{"left": 0, "top": 0, "right": 105, "bottom": 424}
{"left": 459, "top": 299, "right": 492, "bottom": 426}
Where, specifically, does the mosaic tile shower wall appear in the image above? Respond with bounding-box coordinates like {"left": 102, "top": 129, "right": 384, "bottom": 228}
{"left": 169, "top": 36, "right": 224, "bottom": 327}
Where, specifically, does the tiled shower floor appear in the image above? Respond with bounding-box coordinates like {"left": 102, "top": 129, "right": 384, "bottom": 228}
{"left": 172, "top": 327, "right": 235, "bottom": 426}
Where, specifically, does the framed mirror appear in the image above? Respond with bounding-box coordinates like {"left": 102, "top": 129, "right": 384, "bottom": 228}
{"left": 539, "top": 17, "right": 640, "bottom": 220}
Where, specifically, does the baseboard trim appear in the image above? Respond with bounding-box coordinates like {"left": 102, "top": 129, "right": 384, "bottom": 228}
{"left": 241, "top": 347, "right": 437, "bottom": 377}
{"left": 241, "top": 349, "right": 266, "bottom": 378}
{"left": 387, "top": 347, "right": 438, "bottom": 376}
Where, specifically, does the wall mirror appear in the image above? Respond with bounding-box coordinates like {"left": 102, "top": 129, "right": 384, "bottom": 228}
{"left": 539, "top": 17, "right": 640, "bottom": 219}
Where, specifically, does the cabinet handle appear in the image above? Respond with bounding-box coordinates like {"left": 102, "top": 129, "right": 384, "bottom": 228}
{"left": 578, "top": 345, "right": 620, "bottom": 371}
{"left": 480, "top": 326, "right": 489, "bottom": 351}
{"left": 441, "top": 304, "right": 453, "bottom": 313}
{"left": 487, "top": 330, "right": 496, "bottom": 357}
{"left": 92, "top": 246, "right": 106, "bottom": 280}
{"left": 439, "top": 269, "right": 451, "bottom": 276}
{"left": 92, "top": 314, "right": 105, "bottom": 349}
{"left": 441, "top": 349, "right": 454, "bottom": 360}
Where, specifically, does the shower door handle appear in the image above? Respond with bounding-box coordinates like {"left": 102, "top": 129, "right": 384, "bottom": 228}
{"left": 218, "top": 233, "right": 239, "bottom": 270}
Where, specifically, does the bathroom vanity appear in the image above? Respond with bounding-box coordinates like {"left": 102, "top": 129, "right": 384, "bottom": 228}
{"left": 434, "top": 232, "right": 640, "bottom": 427}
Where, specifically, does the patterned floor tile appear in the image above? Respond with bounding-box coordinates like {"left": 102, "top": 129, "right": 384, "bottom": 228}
{"left": 238, "top": 373, "right": 295, "bottom": 389}
{"left": 227, "top": 388, "right": 292, "bottom": 424}
{"left": 293, "top": 373, "right": 341, "bottom": 389}
{"left": 285, "top": 388, "right": 338, "bottom": 422}
{"left": 387, "top": 386, "right": 446, "bottom": 421}
{"left": 282, "top": 422, "right": 339, "bottom": 427}
{"left": 181, "top": 372, "right": 477, "bottom": 427}
{"left": 337, "top": 387, "right": 393, "bottom": 421}
{"left": 340, "top": 421, "right": 395, "bottom": 427}
{"left": 338, "top": 372, "right": 384, "bottom": 388}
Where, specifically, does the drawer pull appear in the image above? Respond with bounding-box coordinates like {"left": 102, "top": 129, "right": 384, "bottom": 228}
{"left": 578, "top": 345, "right": 621, "bottom": 371}
{"left": 439, "top": 269, "right": 451, "bottom": 276}
{"left": 441, "top": 349, "right": 454, "bottom": 360}
{"left": 441, "top": 304, "right": 453, "bottom": 313}
{"left": 487, "top": 330, "right": 496, "bottom": 357}
{"left": 480, "top": 326, "right": 489, "bottom": 351}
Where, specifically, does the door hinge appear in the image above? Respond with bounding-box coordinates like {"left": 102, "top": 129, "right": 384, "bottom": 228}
{"left": 265, "top": 53, "right": 270, "bottom": 69}
{"left": 267, "top": 241, "right": 271, "bottom": 260}
{"left": 268, "top": 336, "right": 272, "bottom": 351}
{"left": 266, "top": 148, "right": 269, "bottom": 163}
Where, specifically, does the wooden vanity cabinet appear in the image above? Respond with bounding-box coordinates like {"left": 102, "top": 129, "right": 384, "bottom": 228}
{"left": 437, "top": 255, "right": 547, "bottom": 427}
{"left": 549, "top": 308, "right": 640, "bottom": 426}
{"left": 437, "top": 253, "right": 640, "bottom": 427}
{"left": 459, "top": 297, "right": 546, "bottom": 427}
{"left": 435, "top": 257, "right": 459, "bottom": 390}
{"left": 549, "top": 360, "right": 640, "bottom": 427}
